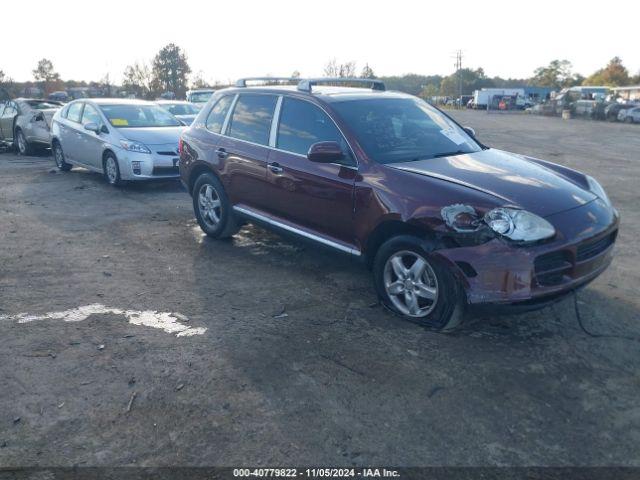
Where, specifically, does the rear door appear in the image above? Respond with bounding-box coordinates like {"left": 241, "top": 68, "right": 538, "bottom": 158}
{"left": 60, "top": 102, "right": 85, "bottom": 161}
{"left": 264, "top": 96, "right": 357, "bottom": 245}
{"left": 219, "top": 93, "right": 278, "bottom": 210}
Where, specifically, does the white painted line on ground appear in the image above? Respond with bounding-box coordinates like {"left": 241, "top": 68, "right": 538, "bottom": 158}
{"left": 0, "top": 304, "right": 207, "bottom": 337}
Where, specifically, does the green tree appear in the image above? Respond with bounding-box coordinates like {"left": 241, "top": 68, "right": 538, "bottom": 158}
{"left": 380, "top": 74, "right": 442, "bottom": 96}
{"left": 583, "top": 57, "right": 630, "bottom": 87}
{"left": 419, "top": 84, "right": 439, "bottom": 101}
{"left": 530, "top": 60, "right": 579, "bottom": 90}
{"left": 122, "top": 62, "right": 152, "bottom": 99}
{"left": 360, "top": 64, "right": 376, "bottom": 79}
{"left": 32, "top": 58, "right": 61, "bottom": 94}
{"left": 151, "top": 44, "right": 191, "bottom": 98}
{"left": 439, "top": 68, "right": 493, "bottom": 96}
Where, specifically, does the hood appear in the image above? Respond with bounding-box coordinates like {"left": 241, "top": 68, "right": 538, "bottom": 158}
{"left": 388, "top": 149, "right": 596, "bottom": 217}
{"left": 119, "top": 126, "right": 186, "bottom": 146}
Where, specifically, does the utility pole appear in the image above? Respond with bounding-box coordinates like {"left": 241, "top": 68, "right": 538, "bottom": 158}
{"left": 454, "top": 50, "right": 463, "bottom": 109}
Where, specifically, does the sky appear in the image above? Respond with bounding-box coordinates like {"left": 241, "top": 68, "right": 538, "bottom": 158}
{"left": 3, "top": 0, "right": 639, "bottom": 84}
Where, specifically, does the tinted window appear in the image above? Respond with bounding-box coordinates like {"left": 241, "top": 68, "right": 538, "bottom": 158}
{"left": 277, "top": 98, "right": 347, "bottom": 157}
{"left": 228, "top": 94, "right": 277, "bottom": 146}
{"left": 67, "top": 103, "right": 83, "bottom": 123}
{"left": 205, "top": 95, "right": 233, "bottom": 133}
{"left": 331, "top": 97, "right": 481, "bottom": 164}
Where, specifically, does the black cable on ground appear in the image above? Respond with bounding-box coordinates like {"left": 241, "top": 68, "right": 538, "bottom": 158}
{"left": 573, "top": 290, "right": 640, "bottom": 342}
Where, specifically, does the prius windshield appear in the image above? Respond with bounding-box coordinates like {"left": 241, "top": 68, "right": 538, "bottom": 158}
{"left": 331, "top": 97, "right": 482, "bottom": 164}
{"left": 100, "top": 104, "right": 181, "bottom": 128}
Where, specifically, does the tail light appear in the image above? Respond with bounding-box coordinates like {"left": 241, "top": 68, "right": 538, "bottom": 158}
{"left": 178, "top": 137, "right": 184, "bottom": 155}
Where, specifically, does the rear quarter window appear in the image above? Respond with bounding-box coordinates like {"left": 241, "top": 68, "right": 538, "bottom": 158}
{"left": 227, "top": 94, "right": 277, "bottom": 146}
{"left": 205, "top": 95, "right": 233, "bottom": 133}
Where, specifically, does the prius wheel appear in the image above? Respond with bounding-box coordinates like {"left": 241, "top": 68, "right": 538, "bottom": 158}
{"left": 15, "top": 129, "right": 33, "bottom": 156}
{"left": 193, "top": 172, "right": 238, "bottom": 239}
{"left": 52, "top": 141, "right": 72, "bottom": 171}
{"left": 103, "top": 153, "right": 122, "bottom": 186}
{"left": 373, "top": 235, "right": 465, "bottom": 331}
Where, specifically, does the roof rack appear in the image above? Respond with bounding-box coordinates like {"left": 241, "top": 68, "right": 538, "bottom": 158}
{"left": 296, "top": 78, "right": 386, "bottom": 93}
{"left": 235, "top": 77, "right": 299, "bottom": 87}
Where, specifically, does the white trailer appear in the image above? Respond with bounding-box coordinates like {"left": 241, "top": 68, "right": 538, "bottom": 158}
{"left": 473, "top": 88, "right": 525, "bottom": 109}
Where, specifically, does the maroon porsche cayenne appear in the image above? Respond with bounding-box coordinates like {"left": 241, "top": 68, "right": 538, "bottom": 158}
{"left": 179, "top": 78, "right": 618, "bottom": 330}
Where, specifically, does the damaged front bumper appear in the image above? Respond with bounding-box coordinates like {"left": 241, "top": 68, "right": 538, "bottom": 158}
{"left": 435, "top": 198, "right": 619, "bottom": 309}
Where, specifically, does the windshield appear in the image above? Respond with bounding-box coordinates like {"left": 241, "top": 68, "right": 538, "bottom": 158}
{"left": 101, "top": 104, "right": 182, "bottom": 128}
{"left": 189, "top": 92, "right": 213, "bottom": 103}
{"left": 331, "top": 97, "right": 481, "bottom": 164}
{"left": 161, "top": 103, "right": 198, "bottom": 115}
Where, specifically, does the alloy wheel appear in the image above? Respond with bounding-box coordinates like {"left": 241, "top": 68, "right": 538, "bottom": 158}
{"left": 105, "top": 157, "right": 118, "bottom": 183}
{"left": 383, "top": 250, "right": 439, "bottom": 317}
{"left": 17, "top": 132, "right": 26, "bottom": 155}
{"left": 198, "top": 183, "right": 221, "bottom": 227}
{"left": 54, "top": 145, "right": 64, "bottom": 167}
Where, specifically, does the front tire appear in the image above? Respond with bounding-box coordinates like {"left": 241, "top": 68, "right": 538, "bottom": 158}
{"left": 52, "top": 141, "right": 72, "bottom": 171}
{"left": 373, "top": 235, "right": 465, "bottom": 331}
{"left": 15, "top": 129, "right": 33, "bottom": 156}
{"left": 192, "top": 172, "right": 238, "bottom": 239}
{"left": 103, "top": 152, "right": 122, "bottom": 186}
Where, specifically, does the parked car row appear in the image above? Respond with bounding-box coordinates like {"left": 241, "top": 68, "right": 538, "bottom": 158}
{"left": 5, "top": 78, "right": 619, "bottom": 330}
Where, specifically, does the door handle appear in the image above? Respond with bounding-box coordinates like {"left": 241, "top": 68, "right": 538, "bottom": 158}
{"left": 268, "top": 162, "right": 284, "bottom": 174}
{"left": 216, "top": 147, "right": 228, "bottom": 159}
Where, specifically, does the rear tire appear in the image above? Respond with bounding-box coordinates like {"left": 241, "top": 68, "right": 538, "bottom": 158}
{"left": 373, "top": 235, "right": 465, "bottom": 331}
{"left": 15, "top": 129, "right": 33, "bottom": 156}
{"left": 625, "top": 117, "right": 633, "bottom": 124}
{"left": 192, "top": 172, "right": 239, "bottom": 239}
{"left": 52, "top": 141, "right": 72, "bottom": 171}
{"left": 103, "top": 152, "right": 123, "bottom": 186}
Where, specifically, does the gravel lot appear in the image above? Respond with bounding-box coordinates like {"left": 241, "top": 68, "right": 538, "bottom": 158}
{"left": 1, "top": 111, "right": 639, "bottom": 467}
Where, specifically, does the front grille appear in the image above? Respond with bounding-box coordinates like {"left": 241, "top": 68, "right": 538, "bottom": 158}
{"left": 576, "top": 231, "right": 616, "bottom": 262}
{"left": 156, "top": 151, "right": 178, "bottom": 156}
{"left": 152, "top": 166, "right": 179, "bottom": 176}
{"left": 534, "top": 250, "right": 572, "bottom": 286}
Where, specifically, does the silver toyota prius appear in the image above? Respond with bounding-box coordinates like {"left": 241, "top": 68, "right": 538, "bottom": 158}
{"left": 50, "top": 99, "right": 186, "bottom": 185}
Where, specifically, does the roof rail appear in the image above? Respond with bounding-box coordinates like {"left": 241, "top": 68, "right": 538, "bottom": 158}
{"left": 235, "top": 77, "right": 300, "bottom": 87}
{"left": 297, "top": 78, "right": 386, "bottom": 93}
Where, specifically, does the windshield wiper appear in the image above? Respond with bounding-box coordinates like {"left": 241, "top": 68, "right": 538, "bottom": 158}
{"left": 431, "top": 150, "right": 469, "bottom": 159}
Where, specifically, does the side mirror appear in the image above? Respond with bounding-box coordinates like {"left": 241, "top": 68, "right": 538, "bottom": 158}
{"left": 33, "top": 112, "right": 45, "bottom": 122}
{"left": 307, "top": 141, "right": 344, "bottom": 163}
{"left": 84, "top": 122, "right": 101, "bottom": 134}
{"left": 463, "top": 126, "right": 476, "bottom": 137}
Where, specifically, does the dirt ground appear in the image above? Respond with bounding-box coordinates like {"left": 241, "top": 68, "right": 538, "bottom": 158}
{"left": 0, "top": 111, "right": 639, "bottom": 467}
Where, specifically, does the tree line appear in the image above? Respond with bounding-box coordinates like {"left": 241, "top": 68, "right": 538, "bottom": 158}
{"left": 1, "top": 46, "right": 639, "bottom": 101}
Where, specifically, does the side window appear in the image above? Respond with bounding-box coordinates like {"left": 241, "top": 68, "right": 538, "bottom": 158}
{"left": 277, "top": 98, "right": 352, "bottom": 164}
{"left": 67, "top": 102, "right": 83, "bottom": 123}
{"left": 205, "top": 95, "right": 233, "bottom": 133}
{"left": 81, "top": 104, "right": 101, "bottom": 126}
{"left": 2, "top": 102, "right": 17, "bottom": 117}
{"left": 227, "top": 94, "right": 277, "bottom": 146}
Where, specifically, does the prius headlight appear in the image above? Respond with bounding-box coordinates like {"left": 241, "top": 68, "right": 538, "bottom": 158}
{"left": 120, "top": 140, "right": 151, "bottom": 154}
{"left": 484, "top": 208, "right": 555, "bottom": 242}
{"left": 586, "top": 175, "right": 611, "bottom": 207}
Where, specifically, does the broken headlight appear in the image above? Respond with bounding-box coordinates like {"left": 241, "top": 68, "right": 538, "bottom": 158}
{"left": 484, "top": 208, "right": 555, "bottom": 242}
{"left": 442, "top": 204, "right": 555, "bottom": 243}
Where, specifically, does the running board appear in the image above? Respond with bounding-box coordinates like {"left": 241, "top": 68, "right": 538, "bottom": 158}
{"left": 233, "top": 205, "right": 361, "bottom": 257}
